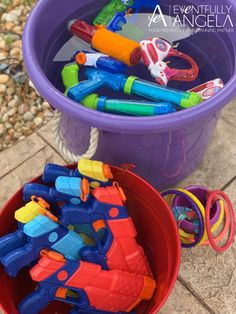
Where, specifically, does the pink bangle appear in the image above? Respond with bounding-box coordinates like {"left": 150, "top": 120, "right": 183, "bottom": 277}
{"left": 203, "top": 201, "right": 229, "bottom": 246}
{"left": 206, "top": 191, "right": 235, "bottom": 253}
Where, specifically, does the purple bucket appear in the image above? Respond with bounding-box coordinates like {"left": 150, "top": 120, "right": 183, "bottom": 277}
{"left": 23, "top": 0, "right": 236, "bottom": 189}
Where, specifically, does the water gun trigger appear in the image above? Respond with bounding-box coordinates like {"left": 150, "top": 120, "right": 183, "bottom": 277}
{"left": 31, "top": 195, "right": 50, "bottom": 210}
{"left": 113, "top": 182, "right": 127, "bottom": 202}
{"left": 31, "top": 195, "right": 59, "bottom": 222}
{"left": 40, "top": 250, "right": 66, "bottom": 262}
{"left": 80, "top": 178, "right": 90, "bottom": 202}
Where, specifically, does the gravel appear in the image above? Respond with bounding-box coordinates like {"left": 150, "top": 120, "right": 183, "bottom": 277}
{"left": 0, "top": 0, "right": 53, "bottom": 152}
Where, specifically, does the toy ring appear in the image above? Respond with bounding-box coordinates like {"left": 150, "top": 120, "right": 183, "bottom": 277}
{"left": 172, "top": 186, "right": 222, "bottom": 234}
{"left": 164, "top": 188, "right": 209, "bottom": 245}
{"left": 162, "top": 189, "right": 204, "bottom": 248}
{"left": 205, "top": 191, "right": 235, "bottom": 253}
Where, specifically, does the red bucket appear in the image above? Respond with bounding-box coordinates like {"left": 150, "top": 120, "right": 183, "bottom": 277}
{"left": 0, "top": 166, "right": 181, "bottom": 314}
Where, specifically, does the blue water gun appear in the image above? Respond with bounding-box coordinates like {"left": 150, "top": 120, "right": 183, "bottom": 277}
{"left": 67, "top": 66, "right": 202, "bottom": 109}
{"left": 23, "top": 177, "right": 90, "bottom": 205}
{"left": 0, "top": 197, "right": 86, "bottom": 277}
{"left": 42, "top": 159, "right": 113, "bottom": 187}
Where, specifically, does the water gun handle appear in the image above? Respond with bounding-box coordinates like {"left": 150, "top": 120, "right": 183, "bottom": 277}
{"left": 18, "top": 287, "right": 52, "bottom": 314}
{"left": 68, "top": 78, "right": 105, "bottom": 103}
{"left": 61, "top": 63, "right": 79, "bottom": 95}
{"left": 1, "top": 243, "right": 35, "bottom": 277}
{"left": 93, "top": 0, "right": 134, "bottom": 27}
{"left": 42, "top": 163, "right": 80, "bottom": 184}
{"left": 23, "top": 183, "right": 74, "bottom": 204}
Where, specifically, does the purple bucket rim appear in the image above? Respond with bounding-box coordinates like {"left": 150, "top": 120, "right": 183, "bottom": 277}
{"left": 173, "top": 186, "right": 221, "bottom": 233}
{"left": 22, "top": 0, "right": 236, "bottom": 134}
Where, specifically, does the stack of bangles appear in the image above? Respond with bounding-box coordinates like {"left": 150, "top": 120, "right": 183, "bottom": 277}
{"left": 162, "top": 186, "right": 235, "bottom": 252}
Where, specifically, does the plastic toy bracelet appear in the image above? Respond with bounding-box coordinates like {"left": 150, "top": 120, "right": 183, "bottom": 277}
{"left": 172, "top": 186, "right": 222, "bottom": 234}
{"left": 164, "top": 188, "right": 209, "bottom": 245}
{"left": 205, "top": 191, "right": 235, "bottom": 253}
{"left": 203, "top": 199, "right": 230, "bottom": 246}
{"left": 162, "top": 189, "right": 204, "bottom": 248}
{"left": 180, "top": 199, "right": 225, "bottom": 244}
{"left": 179, "top": 199, "right": 225, "bottom": 241}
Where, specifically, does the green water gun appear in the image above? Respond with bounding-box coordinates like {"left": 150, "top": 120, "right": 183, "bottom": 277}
{"left": 93, "top": 0, "right": 134, "bottom": 27}
{"left": 61, "top": 63, "right": 176, "bottom": 116}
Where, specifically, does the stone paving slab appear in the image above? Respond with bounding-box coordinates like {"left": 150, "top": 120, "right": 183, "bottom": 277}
{"left": 159, "top": 280, "right": 210, "bottom": 314}
{"left": 0, "top": 146, "right": 64, "bottom": 208}
{"left": 178, "top": 114, "right": 236, "bottom": 190}
{"left": 0, "top": 133, "right": 46, "bottom": 179}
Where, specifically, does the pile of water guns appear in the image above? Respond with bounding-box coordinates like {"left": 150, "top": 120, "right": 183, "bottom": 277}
{"left": 0, "top": 160, "right": 156, "bottom": 314}
{"left": 60, "top": 0, "right": 225, "bottom": 117}
{"left": 163, "top": 186, "right": 235, "bottom": 252}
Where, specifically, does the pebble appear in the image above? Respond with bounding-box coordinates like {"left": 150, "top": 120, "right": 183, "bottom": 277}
{"left": 42, "top": 101, "right": 51, "bottom": 110}
{"left": 7, "top": 108, "right": 17, "bottom": 117}
{"left": 0, "top": 0, "right": 54, "bottom": 152}
{"left": 12, "top": 40, "right": 22, "bottom": 48}
{"left": 2, "top": 13, "right": 18, "bottom": 23}
{"left": 23, "top": 111, "right": 34, "bottom": 121}
{"left": 30, "top": 107, "right": 38, "bottom": 115}
{"left": 0, "top": 52, "right": 8, "bottom": 60}
{"left": 0, "top": 124, "right": 6, "bottom": 137}
{"left": 2, "top": 113, "right": 9, "bottom": 123}
{"left": 13, "top": 132, "right": 22, "bottom": 139}
{"left": 10, "top": 47, "right": 22, "bottom": 58}
{"left": 0, "top": 74, "right": 10, "bottom": 84}
{"left": 6, "top": 87, "right": 15, "bottom": 95}
{"left": 8, "top": 99, "right": 19, "bottom": 108}
{"left": 34, "top": 117, "right": 43, "bottom": 126}
{"left": 0, "top": 84, "right": 7, "bottom": 94}
{"left": 5, "top": 122, "right": 13, "bottom": 129}
{"left": 18, "top": 103, "right": 30, "bottom": 115}
{"left": 0, "top": 39, "right": 6, "bottom": 49}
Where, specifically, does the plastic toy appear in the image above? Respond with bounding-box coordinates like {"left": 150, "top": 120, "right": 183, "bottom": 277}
{"left": 163, "top": 187, "right": 235, "bottom": 251}
{"left": 74, "top": 51, "right": 127, "bottom": 73}
{"left": 19, "top": 251, "right": 155, "bottom": 314}
{"left": 93, "top": 0, "right": 134, "bottom": 28}
{"left": 189, "top": 79, "right": 224, "bottom": 100}
{"left": 69, "top": 19, "right": 141, "bottom": 66}
{"left": 42, "top": 160, "right": 113, "bottom": 188}
{"left": 107, "top": 12, "right": 127, "bottom": 32}
{"left": 140, "top": 38, "right": 199, "bottom": 85}
{"left": 23, "top": 177, "right": 90, "bottom": 205}
{"left": 81, "top": 93, "right": 176, "bottom": 116}
{"left": 0, "top": 198, "right": 86, "bottom": 277}
{"left": 67, "top": 66, "right": 202, "bottom": 109}
{"left": 58, "top": 183, "right": 152, "bottom": 277}
{"left": 206, "top": 191, "right": 235, "bottom": 253}
{"left": 62, "top": 62, "right": 176, "bottom": 116}
{"left": 172, "top": 186, "right": 223, "bottom": 234}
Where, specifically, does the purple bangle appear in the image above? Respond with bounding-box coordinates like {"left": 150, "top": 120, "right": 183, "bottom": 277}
{"left": 172, "top": 186, "right": 221, "bottom": 234}
{"left": 162, "top": 190, "right": 204, "bottom": 248}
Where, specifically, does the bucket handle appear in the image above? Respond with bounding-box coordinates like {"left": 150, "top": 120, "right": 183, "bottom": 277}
{"left": 52, "top": 110, "right": 99, "bottom": 162}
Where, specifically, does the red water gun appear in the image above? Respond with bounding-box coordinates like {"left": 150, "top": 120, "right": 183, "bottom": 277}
{"left": 18, "top": 251, "right": 156, "bottom": 314}
{"left": 60, "top": 183, "right": 152, "bottom": 277}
